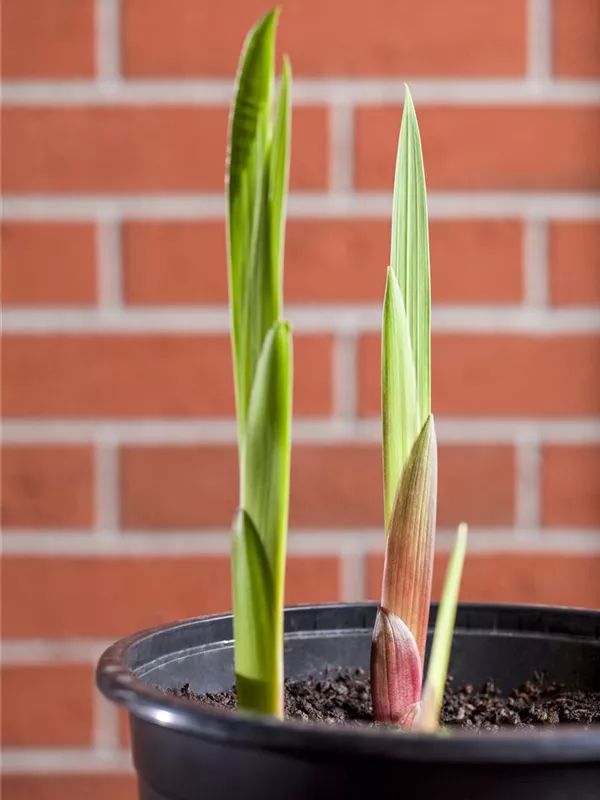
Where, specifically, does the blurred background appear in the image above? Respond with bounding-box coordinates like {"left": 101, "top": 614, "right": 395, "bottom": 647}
{"left": 2, "top": 0, "right": 599, "bottom": 797}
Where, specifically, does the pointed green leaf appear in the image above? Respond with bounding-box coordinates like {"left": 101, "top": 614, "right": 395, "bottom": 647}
{"left": 382, "top": 267, "right": 420, "bottom": 529}
{"left": 241, "top": 320, "right": 293, "bottom": 621}
{"left": 232, "top": 508, "right": 280, "bottom": 714}
{"left": 371, "top": 607, "right": 422, "bottom": 728}
{"left": 389, "top": 86, "right": 431, "bottom": 426}
{"left": 226, "top": 8, "right": 280, "bottom": 439}
{"left": 419, "top": 522, "right": 468, "bottom": 733}
{"left": 381, "top": 414, "right": 437, "bottom": 664}
{"left": 268, "top": 55, "right": 291, "bottom": 307}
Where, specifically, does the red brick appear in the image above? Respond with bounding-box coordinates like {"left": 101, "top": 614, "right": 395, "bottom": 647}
{"left": 355, "top": 106, "right": 600, "bottom": 190}
{"left": 2, "top": 0, "right": 95, "bottom": 78}
{"left": 1, "top": 664, "right": 94, "bottom": 746}
{"left": 429, "top": 221, "right": 523, "bottom": 303}
{"left": 291, "top": 445, "right": 382, "bottom": 529}
{"left": 367, "top": 553, "right": 600, "bottom": 608}
{"left": 2, "top": 334, "right": 332, "bottom": 418}
{"left": 359, "top": 334, "right": 600, "bottom": 417}
{"left": 124, "top": 219, "right": 523, "bottom": 305}
{"left": 291, "top": 444, "right": 515, "bottom": 529}
{"left": 123, "top": 0, "right": 526, "bottom": 77}
{"left": 549, "top": 222, "right": 600, "bottom": 306}
{"left": 2, "top": 556, "right": 341, "bottom": 637}
{"left": 121, "top": 443, "right": 513, "bottom": 530}
{"left": 437, "top": 445, "right": 515, "bottom": 527}
{"left": 286, "top": 219, "right": 523, "bottom": 304}
{"left": 1, "top": 445, "right": 95, "bottom": 529}
{"left": 2, "top": 107, "right": 327, "bottom": 193}
{"left": 121, "top": 446, "right": 238, "bottom": 529}
{"left": 1, "top": 775, "right": 136, "bottom": 800}
{"left": 123, "top": 221, "right": 228, "bottom": 305}
{"left": 120, "top": 708, "right": 131, "bottom": 749}
{"left": 542, "top": 445, "right": 600, "bottom": 528}
{"left": 553, "top": 0, "right": 600, "bottom": 77}
{"left": 1, "top": 222, "right": 97, "bottom": 307}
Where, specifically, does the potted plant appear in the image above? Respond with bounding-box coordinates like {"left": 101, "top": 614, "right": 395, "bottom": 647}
{"left": 97, "top": 9, "right": 600, "bottom": 800}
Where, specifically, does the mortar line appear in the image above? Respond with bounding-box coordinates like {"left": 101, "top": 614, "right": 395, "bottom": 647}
{"left": 4, "top": 79, "right": 600, "bottom": 105}
{"left": 523, "top": 219, "right": 549, "bottom": 307}
{"left": 4, "top": 193, "right": 600, "bottom": 221}
{"left": 1, "top": 749, "right": 133, "bottom": 773}
{"left": 1, "top": 640, "right": 110, "bottom": 664}
{"left": 341, "top": 552, "right": 367, "bottom": 602}
{"left": 93, "top": 692, "right": 122, "bottom": 751}
{"left": 333, "top": 333, "right": 358, "bottom": 421}
{"left": 96, "top": 0, "right": 121, "bottom": 80}
{"left": 515, "top": 437, "right": 543, "bottom": 530}
{"left": 94, "top": 436, "right": 120, "bottom": 537}
{"left": 3, "top": 419, "right": 600, "bottom": 445}
{"left": 3, "top": 530, "right": 600, "bottom": 555}
{"left": 4, "top": 305, "right": 600, "bottom": 333}
{"left": 329, "top": 103, "right": 354, "bottom": 192}
{"left": 97, "top": 218, "right": 123, "bottom": 308}
{"left": 528, "top": 0, "right": 552, "bottom": 80}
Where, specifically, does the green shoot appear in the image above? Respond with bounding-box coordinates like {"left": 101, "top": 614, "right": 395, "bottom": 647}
{"left": 420, "top": 523, "right": 468, "bottom": 732}
{"left": 382, "top": 268, "right": 419, "bottom": 527}
{"left": 383, "top": 85, "right": 431, "bottom": 529}
{"left": 372, "top": 86, "right": 466, "bottom": 731}
{"left": 390, "top": 85, "right": 431, "bottom": 429}
{"left": 269, "top": 56, "right": 291, "bottom": 304}
{"left": 226, "top": 8, "right": 289, "bottom": 442}
{"left": 232, "top": 509, "right": 275, "bottom": 711}
{"left": 227, "top": 8, "right": 292, "bottom": 718}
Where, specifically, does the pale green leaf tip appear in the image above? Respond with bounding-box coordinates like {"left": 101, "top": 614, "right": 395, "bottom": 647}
{"left": 275, "top": 319, "right": 292, "bottom": 335}
{"left": 417, "top": 412, "right": 435, "bottom": 446}
{"left": 401, "top": 84, "right": 419, "bottom": 131}
{"left": 240, "top": 6, "right": 279, "bottom": 57}
{"left": 383, "top": 265, "right": 398, "bottom": 300}
{"left": 261, "top": 5, "right": 280, "bottom": 28}
{"left": 233, "top": 506, "right": 244, "bottom": 532}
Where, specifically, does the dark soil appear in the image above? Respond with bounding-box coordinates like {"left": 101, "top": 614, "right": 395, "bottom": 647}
{"left": 167, "top": 669, "right": 600, "bottom": 731}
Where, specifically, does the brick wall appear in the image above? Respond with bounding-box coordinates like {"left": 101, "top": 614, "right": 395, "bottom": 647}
{"left": 2, "top": 0, "right": 600, "bottom": 796}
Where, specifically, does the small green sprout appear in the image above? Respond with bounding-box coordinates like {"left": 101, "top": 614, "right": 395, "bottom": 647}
{"left": 420, "top": 523, "right": 468, "bottom": 732}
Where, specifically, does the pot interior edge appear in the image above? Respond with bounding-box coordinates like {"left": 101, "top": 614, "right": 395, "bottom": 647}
{"left": 97, "top": 603, "right": 600, "bottom": 763}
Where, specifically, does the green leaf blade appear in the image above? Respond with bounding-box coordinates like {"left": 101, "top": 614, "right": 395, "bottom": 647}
{"left": 268, "top": 55, "right": 291, "bottom": 309}
{"left": 226, "top": 8, "right": 280, "bottom": 439}
{"left": 227, "top": 9, "right": 293, "bottom": 721}
{"left": 237, "top": 321, "right": 292, "bottom": 717}
{"left": 232, "top": 508, "right": 279, "bottom": 714}
{"left": 420, "top": 522, "right": 468, "bottom": 733}
{"left": 382, "top": 267, "right": 420, "bottom": 529}
{"left": 241, "top": 320, "right": 293, "bottom": 619}
{"left": 389, "top": 85, "right": 431, "bottom": 427}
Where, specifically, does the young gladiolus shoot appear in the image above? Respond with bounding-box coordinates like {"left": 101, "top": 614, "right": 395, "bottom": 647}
{"left": 370, "top": 88, "right": 467, "bottom": 732}
{"left": 226, "top": 7, "right": 468, "bottom": 731}
{"left": 226, "top": 8, "right": 292, "bottom": 717}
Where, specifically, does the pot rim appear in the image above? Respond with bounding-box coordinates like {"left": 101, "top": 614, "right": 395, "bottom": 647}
{"left": 97, "top": 601, "right": 600, "bottom": 764}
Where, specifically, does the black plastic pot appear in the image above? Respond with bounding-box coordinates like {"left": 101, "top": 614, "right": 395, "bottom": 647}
{"left": 97, "top": 602, "right": 600, "bottom": 800}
